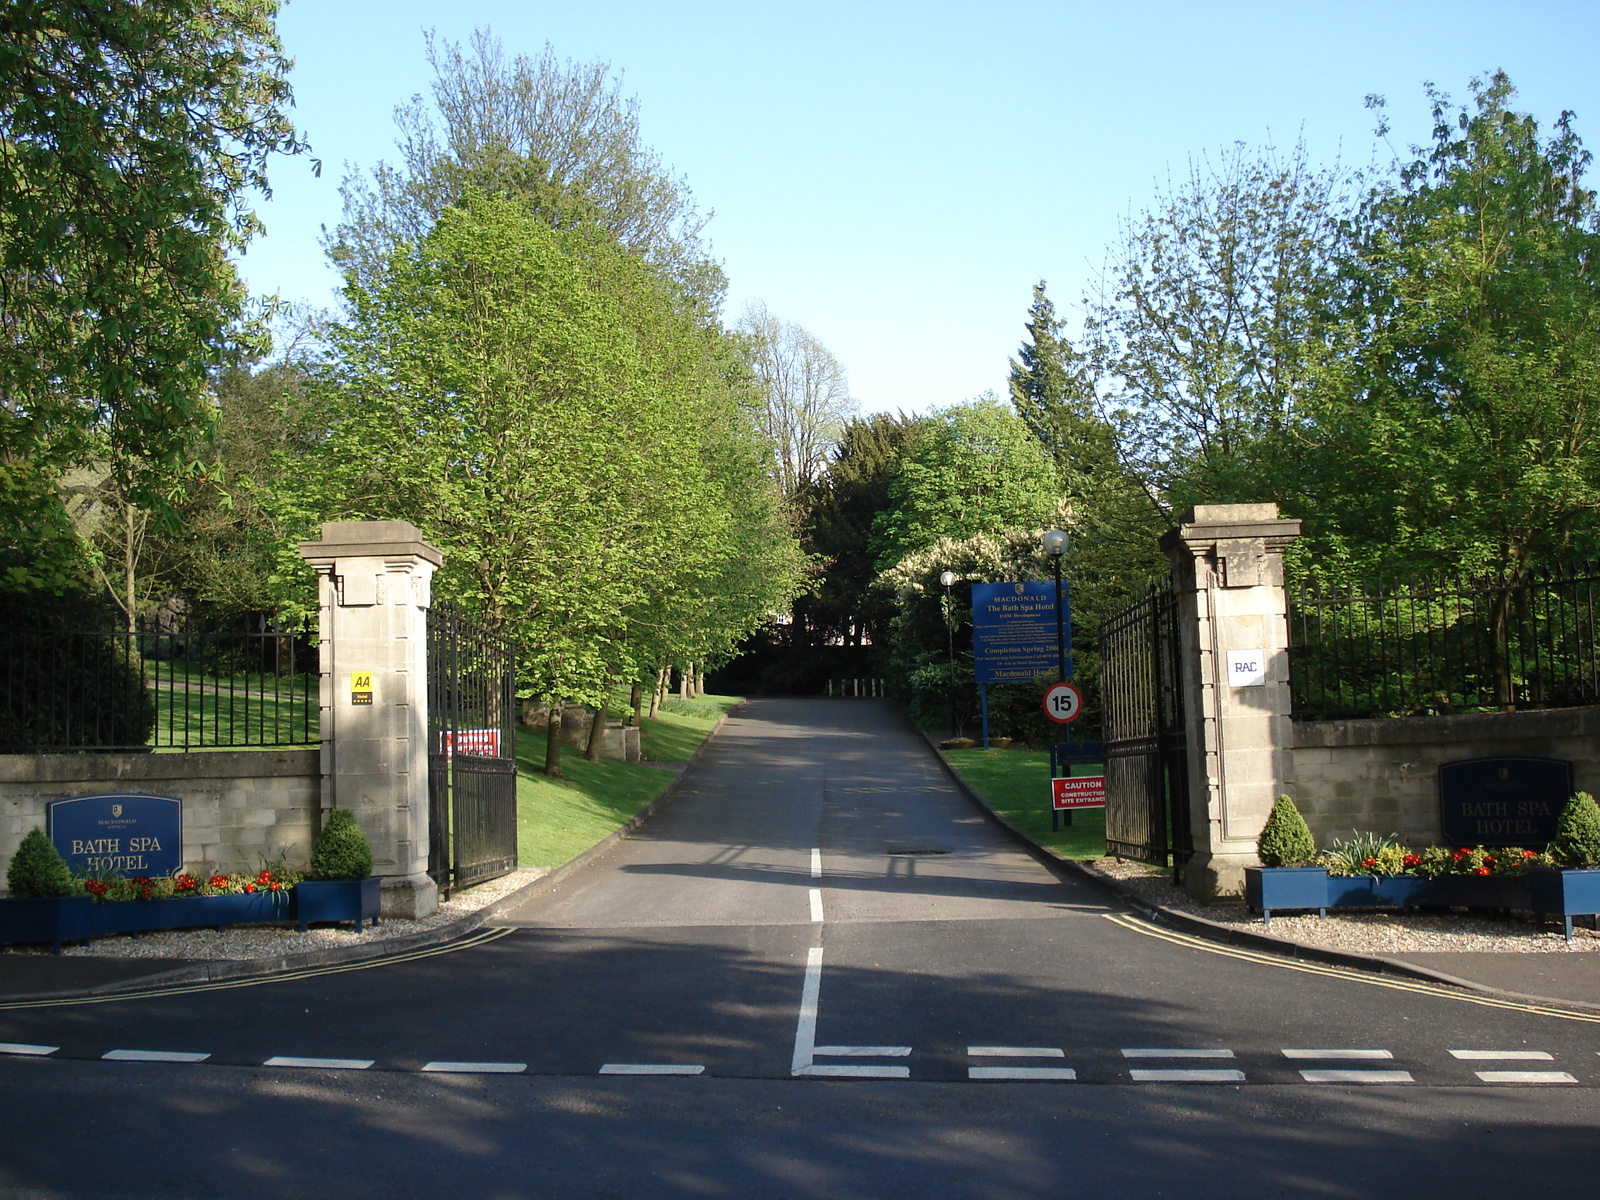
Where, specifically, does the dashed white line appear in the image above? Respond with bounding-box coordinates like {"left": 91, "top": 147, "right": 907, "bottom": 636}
{"left": 969, "top": 1046, "right": 1067, "bottom": 1058}
{"left": 421, "top": 1061, "right": 527, "bottom": 1074}
{"left": 1475, "top": 1070, "right": 1576, "bottom": 1084}
{"left": 102, "top": 1049, "right": 210, "bottom": 1063}
{"left": 0, "top": 1042, "right": 58, "bottom": 1056}
{"left": 968, "top": 1066, "right": 1077, "bottom": 1081}
{"left": 599, "top": 1064, "right": 704, "bottom": 1075}
{"left": 1129, "top": 1068, "right": 1246, "bottom": 1083}
{"left": 814, "top": 1045, "right": 912, "bottom": 1057}
{"left": 1283, "top": 1049, "right": 1393, "bottom": 1060}
{"left": 1121, "top": 1048, "right": 1235, "bottom": 1059}
{"left": 1451, "top": 1049, "right": 1554, "bottom": 1060}
{"left": 809, "top": 888, "right": 824, "bottom": 923}
{"left": 811, "top": 847, "right": 822, "bottom": 879}
{"left": 262, "top": 1056, "right": 373, "bottom": 1069}
{"left": 795, "top": 1064, "right": 910, "bottom": 1078}
{"left": 1298, "top": 1069, "right": 1414, "bottom": 1083}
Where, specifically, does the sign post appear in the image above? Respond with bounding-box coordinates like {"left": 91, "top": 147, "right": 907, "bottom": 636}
{"left": 970, "top": 581, "right": 1068, "bottom": 749}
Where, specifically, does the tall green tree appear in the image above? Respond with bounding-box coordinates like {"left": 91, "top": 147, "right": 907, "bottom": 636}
{"left": 0, "top": 0, "right": 308, "bottom": 591}
{"left": 1304, "top": 72, "right": 1600, "bottom": 579}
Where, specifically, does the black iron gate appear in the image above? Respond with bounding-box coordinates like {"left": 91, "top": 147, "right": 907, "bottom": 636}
{"left": 427, "top": 601, "right": 518, "bottom": 895}
{"left": 1100, "top": 580, "right": 1193, "bottom": 880}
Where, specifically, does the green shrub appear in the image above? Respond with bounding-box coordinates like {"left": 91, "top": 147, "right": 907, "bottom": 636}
{"left": 1257, "top": 794, "right": 1316, "bottom": 867}
{"left": 6, "top": 828, "right": 75, "bottom": 898}
{"left": 1550, "top": 791, "right": 1600, "bottom": 869}
{"left": 308, "top": 808, "right": 373, "bottom": 880}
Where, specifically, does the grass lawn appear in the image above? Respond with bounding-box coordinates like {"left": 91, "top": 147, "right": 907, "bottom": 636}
{"left": 511, "top": 694, "right": 741, "bottom": 869}
{"left": 942, "top": 747, "right": 1106, "bottom": 860}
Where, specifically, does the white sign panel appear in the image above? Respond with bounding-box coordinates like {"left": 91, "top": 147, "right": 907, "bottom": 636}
{"left": 1226, "top": 650, "right": 1266, "bottom": 687}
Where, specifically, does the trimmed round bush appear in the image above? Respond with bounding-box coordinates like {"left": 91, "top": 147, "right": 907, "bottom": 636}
{"left": 308, "top": 808, "right": 373, "bottom": 880}
{"left": 1257, "top": 794, "right": 1316, "bottom": 867}
{"left": 1550, "top": 791, "right": 1600, "bottom": 869}
{"left": 7, "top": 827, "right": 75, "bottom": 898}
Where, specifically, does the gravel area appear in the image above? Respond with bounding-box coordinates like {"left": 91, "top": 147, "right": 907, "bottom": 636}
{"left": 1085, "top": 857, "right": 1600, "bottom": 955}
{"left": 0, "top": 868, "right": 546, "bottom": 963}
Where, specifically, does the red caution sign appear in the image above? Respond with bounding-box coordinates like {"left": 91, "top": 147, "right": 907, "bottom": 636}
{"left": 1052, "top": 775, "right": 1105, "bottom": 810}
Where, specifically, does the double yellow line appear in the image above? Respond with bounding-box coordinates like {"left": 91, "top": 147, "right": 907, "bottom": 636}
{"left": 1104, "top": 912, "right": 1600, "bottom": 1024}
{"left": 0, "top": 927, "right": 515, "bottom": 1011}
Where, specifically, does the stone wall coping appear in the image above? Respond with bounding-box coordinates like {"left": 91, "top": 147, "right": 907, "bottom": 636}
{"left": 0, "top": 749, "right": 320, "bottom": 785}
{"left": 298, "top": 519, "right": 443, "bottom": 567}
{"left": 1161, "top": 518, "right": 1304, "bottom": 552}
{"left": 1295, "top": 705, "right": 1600, "bottom": 749}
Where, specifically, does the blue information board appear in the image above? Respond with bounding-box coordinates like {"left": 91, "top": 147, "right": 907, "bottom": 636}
{"left": 47, "top": 794, "right": 182, "bottom": 878}
{"left": 970, "top": 581, "right": 1071, "bottom": 684}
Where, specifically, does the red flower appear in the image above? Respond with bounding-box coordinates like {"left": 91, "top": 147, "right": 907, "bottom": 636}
{"left": 85, "top": 880, "right": 109, "bottom": 898}
{"left": 1474, "top": 866, "right": 1491, "bottom": 876}
{"left": 1403, "top": 854, "right": 1422, "bottom": 868}
{"left": 1452, "top": 848, "right": 1471, "bottom": 860}
{"left": 1522, "top": 849, "right": 1536, "bottom": 859}
{"left": 174, "top": 874, "right": 198, "bottom": 892}
{"left": 257, "top": 870, "right": 272, "bottom": 884}
{"left": 269, "top": 881, "right": 282, "bottom": 891}
{"left": 243, "top": 883, "right": 256, "bottom": 893}
{"left": 208, "top": 875, "right": 229, "bottom": 889}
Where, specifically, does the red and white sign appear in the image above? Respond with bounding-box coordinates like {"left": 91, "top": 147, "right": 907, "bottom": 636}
{"left": 439, "top": 729, "right": 501, "bottom": 759}
{"left": 1052, "top": 775, "right": 1105, "bottom": 810}
{"left": 1042, "top": 682, "right": 1083, "bottom": 724}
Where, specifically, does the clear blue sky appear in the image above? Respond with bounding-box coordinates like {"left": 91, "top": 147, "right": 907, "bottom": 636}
{"left": 239, "top": 0, "right": 1600, "bottom": 415}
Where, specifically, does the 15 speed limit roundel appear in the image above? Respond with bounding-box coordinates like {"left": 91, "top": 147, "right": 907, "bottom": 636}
{"left": 1042, "top": 682, "right": 1083, "bottom": 724}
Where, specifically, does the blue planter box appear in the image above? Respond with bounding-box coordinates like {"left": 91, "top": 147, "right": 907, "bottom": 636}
{"left": 1530, "top": 868, "right": 1600, "bottom": 941}
{"left": 0, "top": 890, "right": 290, "bottom": 951}
{"left": 292, "top": 877, "right": 382, "bottom": 931}
{"left": 1244, "top": 867, "right": 1330, "bottom": 921}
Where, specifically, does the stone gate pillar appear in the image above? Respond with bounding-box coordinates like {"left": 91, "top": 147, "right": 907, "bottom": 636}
{"left": 298, "top": 521, "right": 442, "bottom": 918}
{"left": 1161, "top": 504, "right": 1301, "bottom": 900}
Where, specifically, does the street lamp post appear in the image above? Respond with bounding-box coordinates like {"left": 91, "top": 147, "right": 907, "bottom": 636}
{"left": 940, "top": 570, "right": 958, "bottom": 738}
{"left": 1043, "top": 529, "right": 1068, "bottom": 683}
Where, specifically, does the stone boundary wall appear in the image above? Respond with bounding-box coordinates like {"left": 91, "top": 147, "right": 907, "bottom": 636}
{"left": 0, "top": 750, "right": 319, "bottom": 887}
{"left": 1288, "top": 706, "right": 1600, "bottom": 847}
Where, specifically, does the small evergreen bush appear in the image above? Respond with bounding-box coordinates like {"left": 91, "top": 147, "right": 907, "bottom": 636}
{"left": 1257, "top": 794, "right": 1317, "bottom": 867}
{"left": 1549, "top": 791, "right": 1600, "bottom": 869}
{"left": 6, "top": 828, "right": 75, "bottom": 898}
{"left": 308, "top": 809, "right": 373, "bottom": 880}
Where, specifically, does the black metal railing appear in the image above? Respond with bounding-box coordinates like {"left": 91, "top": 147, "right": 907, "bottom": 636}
{"left": 0, "top": 611, "right": 319, "bottom": 752}
{"left": 1289, "top": 562, "right": 1600, "bottom": 720}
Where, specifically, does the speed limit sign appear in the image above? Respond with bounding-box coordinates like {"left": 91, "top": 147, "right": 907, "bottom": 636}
{"left": 1042, "top": 682, "right": 1083, "bottom": 724}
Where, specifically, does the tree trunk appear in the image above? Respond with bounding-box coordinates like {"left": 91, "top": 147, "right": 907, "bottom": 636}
{"left": 629, "top": 680, "right": 643, "bottom": 726}
{"left": 679, "top": 664, "right": 690, "bottom": 701}
{"left": 648, "top": 668, "right": 665, "bottom": 719}
{"left": 585, "top": 693, "right": 608, "bottom": 762}
{"left": 543, "top": 699, "right": 564, "bottom": 777}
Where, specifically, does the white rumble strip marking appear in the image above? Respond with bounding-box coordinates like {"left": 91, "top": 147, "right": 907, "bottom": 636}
{"left": 0, "top": 1043, "right": 58, "bottom": 1056}
{"left": 263, "top": 1056, "right": 374, "bottom": 1069}
{"left": 811, "top": 848, "right": 822, "bottom": 879}
{"left": 1121, "top": 1048, "right": 1235, "bottom": 1058}
{"left": 598, "top": 1064, "right": 704, "bottom": 1075}
{"left": 1298, "top": 1069, "right": 1414, "bottom": 1083}
{"left": 102, "top": 1049, "right": 210, "bottom": 1063}
{"left": 809, "top": 888, "right": 824, "bottom": 923}
{"left": 1129, "top": 1068, "right": 1246, "bottom": 1083}
{"left": 814, "top": 1045, "right": 912, "bottom": 1056}
{"left": 968, "top": 1067, "right": 1077, "bottom": 1081}
{"left": 1475, "top": 1071, "right": 1577, "bottom": 1084}
{"left": 421, "top": 1061, "right": 527, "bottom": 1074}
{"left": 797, "top": 1063, "right": 910, "bottom": 1078}
{"left": 1450, "top": 1049, "right": 1554, "bottom": 1060}
{"left": 968, "top": 1046, "right": 1066, "bottom": 1058}
{"left": 1283, "top": 1049, "right": 1392, "bottom": 1060}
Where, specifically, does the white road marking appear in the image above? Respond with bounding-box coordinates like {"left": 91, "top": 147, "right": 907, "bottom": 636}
{"left": 814, "top": 1045, "right": 912, "bottom": 1057}
{"left": 791, "top": 946, "right": 823, "bottom": 1076}
{"left": 1121, "top": 1048, "right": 1235, "bottom": 1058}
{"left": 795, "top": 1064, "right": 910, "bottom": 1078}
{"left": 811, "top": 848, "right": 822, "bottom": 879}
{"left": 1451, "top": 1049, "right": 1554, "bottom": 1060}
{"left": 968, "top": 1046, "right": 1066, "bottom": 1058}
{"left": 421, "top": 1061, "right": 527, "bottom": 1074}
{"left": 1283, "top": 1049, "right": 1393, "bottom": 1059}
{"left": 1475, "top": 1070, "right": 1577, "bottom": 1084}
{"left": 102, "top": 1049, "right": 210, "bottom": 1063}
{"left": 968, "top": 1066, "right": 1077, "bottom": 1080}
{"left": 1129, "top": 1068, "right": 1246, "bottom": 1082}
{"left": 0, "top": 1043, "right": 57, "bottom": 1056}
{"left": 598, "top": 1064, "right": 704, "bottom": 1075}
{"left": 809, "top": 888, "right": 824, "bottom": 923}
{"left": 262, "top": 1056, "right": 373, "bottom": 1069}
{"left": 1298, "top": 1069, "right": 1414, "bottom": 1083}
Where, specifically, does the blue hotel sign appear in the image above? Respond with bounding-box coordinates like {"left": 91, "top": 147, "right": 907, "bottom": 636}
{"left": 47, "top": 794, "right": 182, "bottom": 877}
{"left": 970, "top": 581, "right": 1071, "bottom": 684}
